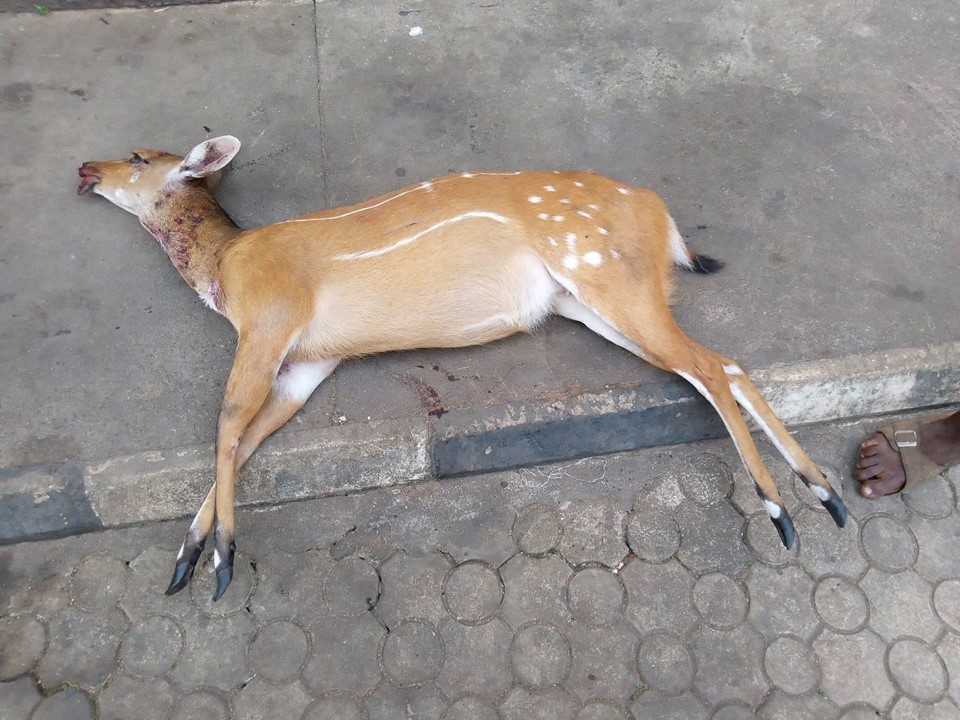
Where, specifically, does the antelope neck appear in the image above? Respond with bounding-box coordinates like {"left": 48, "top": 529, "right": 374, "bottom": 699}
{"left": 140, "top": 185, "right": 242, "bottom": 292}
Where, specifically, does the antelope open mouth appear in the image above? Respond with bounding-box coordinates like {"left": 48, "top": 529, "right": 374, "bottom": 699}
{"left": 77, "top": 164, "right": 101, "bottom": 196}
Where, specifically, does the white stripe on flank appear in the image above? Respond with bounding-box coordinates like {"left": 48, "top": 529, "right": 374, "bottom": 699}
{"left": 334, "top": 211, "right": 510, "bottom": 260}
{"left": 278, "top": 172, "right": 523, "bottom": 225}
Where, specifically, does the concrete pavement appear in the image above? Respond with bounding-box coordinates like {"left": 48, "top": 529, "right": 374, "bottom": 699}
{"left": 0, "top": 1, "right": 959, "bottom": 717}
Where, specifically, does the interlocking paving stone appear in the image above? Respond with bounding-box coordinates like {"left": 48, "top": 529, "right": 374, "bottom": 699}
{"left": 440, "top": 503, "right": 516, "bottom": 568}
{"left": 745, "top": 512, "right": 797, "bottom": 567}
{"left": 323, "top": 556, "right": 382, "bottom": 616}
{"left": 624, "top": 507, "right": 680, "bottom": 563}
{"left": 303, "top": 694, "right": 367, "bottom": 720}
{"left": 938, "top": 633, "right": 960, "bottom": 706}
{"left": 36, "top": 606, "right": 127, "bottom": 690}
{"left": 167, "top": 611, "right": 258, "bottom": 692}
{"left": 813, "top": 629, "right": 895, "bottom": 707}
{"left": 71, "top": 552, "right": 129, "bottom": 612}
{"left": 7, "top": 574, "right": 72, "bottom": 622}
{"left": 762, "top": 636, "right": 820, "bottom": 696}
{"left": 302, "top": 612, "right": 385, "bottom": 695}
{"left": 436, "top": 618, "right": 513, "bottom": 699}
{"left": 891, "top": 696, "right": 960, "bottom": 720}
{"left": 675, "top": 454, "right": 734, "bottom": 506}
{"left": 691, "top": 624, "right": 769, "bottom": 706}
{"left": 575, "top": 702, "right": 635, "bottom": 720}
{"left": 247, "top": 549, "right": 331, "bottom": 623}
{"left": 377, "top": 551, "right": 451, "bottom": 627}
{"left": 934, "top": 579, "right": 960, "bottom": 632}
{"left": 621, "top": 559, "right": 695, "bottom": 637}
{"left": 190, "top": 554, "right": 256, "bottom": 618}
{"left": 797, "top": 512, "right": 866, "bottom": 580}
{"left": 233, "top": 678, "right": 314, "bottom": 720}
{"left": 442, "top": 696, "right": 500, "bottom": 720}
{"left": 442, "top": 560, "right": 504, "bottom": 625}
{"left": 382, "top": 619, "right": 444, "bottom": 686}
{"left": 0, "top": 677, "right": 41, "bottom": 720}
{"left": 860, "top": 568, "right": 940, "bottom": 643}
{"left": 711, "top": 702, "right": 760, "bottom": 720}
{"left": 630, "top": 690, "right": 708, "bottom": 720}
{"left": 636, "top": 632, "right": 694, "bottom": 695}
{"left": 902, "top": 475, "right": 956, "bottom": 520}
{"left": 912, "top": 515, "right": 960, "bottom": 583}
{"left": 247, "top": 619, "right": 309, "bottom": 682}
{"left": 501, "top": 554, "right": 572, "bottom": 628}
{"left": 676, "top": 500, "right": 749, "bottom": 575}
{"left": 0, "top": 614, "right": 45, "bottom": 679}
{"left": 510, "top": 623, "right": 571, "bottom": 688}
{"left": 167, "top": 690, "right": 230, "bottom": 720}
{"left": 97, "top": 675, "right": 175, "bottom": 720}
{"left": 746, "top": 564, "right": 819, "bottom": 641}
{"left": 813, "top": 575, "right": 869, "bottom": 633}
{"left": 513, "top": 503, "right": 563, "bottom": 556}
{"left": 29, "top": 687, "right": 93, "bottom": 720}
{"left": 500, "top": 685, "right": 580, "bottom": 720}
{"left": 692, "top": 572, "right": 748, "bottom": 630}
{"left": 838, "top": 707, "right": 886, "bottom": 720}
{"left": 120, "top": 614, "right": 183, "bottom": 677}
{"left": 557, "top": 498, "right": 629, "bottom": 567}
{"left": 887, "top": 637, "right": 948, "bottom": 702}
{"left": 120, "top": 547, "right": 194, "bottom": 621}
{"left": 566, "top": 622, "right": 640, "bottom": 702}
{"left": 365, "top": 683, "right": 446, "bottom": 720}
{"left": 860, "top": 515, "right": 919, "bottom": 572}
{"left": 759, "top": 690, "right": 839, "bottom": 719}
{"left": 567, "top": 566, "right": 626, "bottom": 628}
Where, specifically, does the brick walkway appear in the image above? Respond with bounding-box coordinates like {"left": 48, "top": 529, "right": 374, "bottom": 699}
{"left": 2, "top": 417, "right": 959, "bottom": 719}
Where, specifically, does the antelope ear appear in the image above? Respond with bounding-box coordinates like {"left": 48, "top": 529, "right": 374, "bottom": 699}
{"left": 180, "top": 136, "right": 241, "bottom": 178}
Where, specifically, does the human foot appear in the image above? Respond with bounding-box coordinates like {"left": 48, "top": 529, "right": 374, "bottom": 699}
{"left": 855, "top": 411, "right": 960, "bottom": 498}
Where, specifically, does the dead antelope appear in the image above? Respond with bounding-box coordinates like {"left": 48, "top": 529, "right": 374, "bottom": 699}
{"left": 78, "top": 136, "right": 846, "bottom": 600}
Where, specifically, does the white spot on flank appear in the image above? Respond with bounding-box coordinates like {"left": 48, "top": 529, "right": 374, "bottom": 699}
{"left": 598, "top": 227, "right": 609, "bottom": 236}
{"left": 409, "top": 26, "right": 423, "bottom": 36}
{"left": 574, "top": 181, "right": 584, "bottom": 187}
{"left": 559, "top": 198, "right": 571, "bottom": 204}
{"left": 544, "top": 185, "right": 556, "bottom": 192}
{"left": 529, "top": 196, "right": 542, "bottom": 204}
{"left": 617, "top": 187, "right": 631, "bottom": 195}
{"left": 538, "top": 213, "right": 550, "bottom": 220}
{"left": 588, "top": 203, "right": 599, "bottom": 210}
{"left": 610, "top": 249, "right": 621, "bottom": 259}
{"left": 763, "top": 499, "right": 783, "bottom": 519}
{"left": 723, "top": 363, "right": 744, "bottom": 376}
{"left": 576, "top": 210, "right": 593, "bottom": 219}
{"left": 334, "top": 211, "right": 509, "bottom": 260}
{"left": 552, "top": 215, "right": 564, "bottom": 222}
{"left": 582, "top": 251, "right": 603, "bottom": 266}
{"left": 563, "top": 254, "right": 579, "bottom": 269}
{"left": 547, "top": 236, "right": 558, "bottom": 246}
{"left": 565, "top": 232, "right": 577, "bottom": 250}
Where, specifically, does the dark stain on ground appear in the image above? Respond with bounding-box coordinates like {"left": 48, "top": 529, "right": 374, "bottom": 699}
{"left": 393, "top": 372, "right": 446, "bottom": 417}
{"left": 867, "top": 279, "right": 925, "bottom": 302}
{"left": 0, "top": 82, "right": 33, "bottom": 111}
{"left": 431, "top": 364, "right": 459, "bottom": 382}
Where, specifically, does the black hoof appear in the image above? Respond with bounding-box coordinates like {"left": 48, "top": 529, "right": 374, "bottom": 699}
{"left": 822, "top": 492, "right": 848, "bottom": 529}
{"left": 772, "top": 512, "right": 797, "bottom": 550}
{"left": 165, "top": 539, "right": 205, "bottom": 596}
{"left": 211, "top": 535, "right": 236, "bottom": 602}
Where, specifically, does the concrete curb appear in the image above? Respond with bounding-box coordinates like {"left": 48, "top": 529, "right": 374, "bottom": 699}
{"left": 1, "top": 342, "right": 957, "bottom": 544}
{"left": 1, "top": 1, "right": 233, "bottom": 14}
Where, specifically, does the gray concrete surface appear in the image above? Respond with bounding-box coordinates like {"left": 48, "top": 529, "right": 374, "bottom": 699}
{"left": 0, "top": 0, "right": 957, "bottom": 541}
{"left": 3, "top": 413, "right": 960, "bottom": 719}
{"left": 0, "top": 1, "right": 958, "bottom": 715}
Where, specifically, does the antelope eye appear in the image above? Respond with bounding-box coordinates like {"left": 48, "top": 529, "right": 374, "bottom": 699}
{"left": 130, "top": 153, "right": 143, "bottom": 164}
